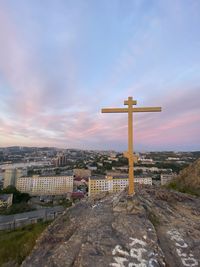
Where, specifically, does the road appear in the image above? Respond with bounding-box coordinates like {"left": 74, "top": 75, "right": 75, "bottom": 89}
{"left": 0, "top": 206, "right": 64, "bottom": 224}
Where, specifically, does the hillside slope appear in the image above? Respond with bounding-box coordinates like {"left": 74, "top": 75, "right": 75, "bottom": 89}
{"left": 169, "top": 159, "right": 200, "bottom": 196}
{"left": 22, "top": 186, "right": 200, "bottom": 267}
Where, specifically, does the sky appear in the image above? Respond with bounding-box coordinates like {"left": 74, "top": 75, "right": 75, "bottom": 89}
{"left": 0, "top": 0, "right": 200, "bottom": 151}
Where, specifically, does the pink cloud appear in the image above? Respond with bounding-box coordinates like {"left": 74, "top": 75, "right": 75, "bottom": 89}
{"left": 0, "top": 2, "right": 199, "bottom": 150}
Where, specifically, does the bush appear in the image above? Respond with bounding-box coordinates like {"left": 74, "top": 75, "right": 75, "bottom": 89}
{"left": 167, "top": 181, "right": 200, "bottom": 197}
{"left": 0, "top": 186, "right": 31, "bottom": 204}
{"left": 0, "top": 202, "right": 35, "bottom": 215}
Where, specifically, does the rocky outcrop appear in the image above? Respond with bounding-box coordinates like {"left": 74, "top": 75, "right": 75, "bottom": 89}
{"left": 22, "top": 187, "right": 200, "bottom": 267}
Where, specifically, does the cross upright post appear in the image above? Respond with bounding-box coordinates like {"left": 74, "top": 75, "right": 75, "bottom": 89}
{"left": 126, "top": 97, "right": 135, "bottom": 195}
{"left": 101, "top": 96, "right": 161, "bottom": 195}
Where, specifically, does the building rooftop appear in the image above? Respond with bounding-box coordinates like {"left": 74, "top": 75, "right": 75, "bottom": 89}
{"left": 111, "top": 174, "right": 128, "bottom": 179}
{"left": 0, "top": 194, "right": 12, "bottom": 201}
{"left": 19, "top": 174, "right": 73, "bottom": 179}
{"left": 90, "top": 175, "right": 152, "bottom": 180}
{"left": 90, "top": 176, "right": 106, "bottom": 180}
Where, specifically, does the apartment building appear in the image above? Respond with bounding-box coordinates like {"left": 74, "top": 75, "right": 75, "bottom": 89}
{"left": 52, "top": 153, "right": 68, "bottom": 167}
{"left": 88, "top": 175, "right": 152, "bottom": 196}
{"left": 161, "top": 174, "right": 175, "bottom": 185}
{"left": 0, "top": 194, "right": 13, "bottom": 208}
{"left": 16, "top": 175, "right": 73, "bottom": 196}
{"left": 3, "top": 168, "right": 27, "bottom": 188}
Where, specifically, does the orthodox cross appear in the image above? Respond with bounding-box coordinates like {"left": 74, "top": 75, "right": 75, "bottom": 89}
{"left": 101, "top": 96, "right": 161, "bottom": 195}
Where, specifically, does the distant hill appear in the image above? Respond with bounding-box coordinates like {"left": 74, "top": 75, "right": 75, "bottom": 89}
{"left": 22, "top": 186, "right": 200, "bottom": 267}
{"left": 168, "top": 158, "right": 200, "bottom": 196}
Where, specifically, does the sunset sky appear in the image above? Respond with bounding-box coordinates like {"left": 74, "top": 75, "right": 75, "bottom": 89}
{"left": 0, "top": 0, "right": 200, "bottom": 151}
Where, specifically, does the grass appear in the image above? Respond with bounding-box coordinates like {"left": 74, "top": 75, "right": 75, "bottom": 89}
{"left": 143, "top": 204, "right": 160, "bottom": 228}
{"left": 0, "top": 221, "right": 50, "bottom": 266}
{"left": 148, "top": 211, "right": 160, "bottom": 228}
{"left": 167, "top": 181, "right": 200, "bottom": 197}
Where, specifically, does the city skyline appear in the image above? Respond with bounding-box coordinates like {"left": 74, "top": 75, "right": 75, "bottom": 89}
{"left": 0, "top": 1, "right": 200, "bottom": 151}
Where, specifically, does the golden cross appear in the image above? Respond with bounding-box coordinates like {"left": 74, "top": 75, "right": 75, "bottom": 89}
{"left": 101, "top": 96, "right": 161, "bottom": 195}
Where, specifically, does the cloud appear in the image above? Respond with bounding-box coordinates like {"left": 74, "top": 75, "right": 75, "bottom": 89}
{"left": 0, "top": 2, "right": 87, "bottom": 120}
{"left": 1, "top": 85, "right": 199, "bottom": 150}
{"left": 0, "top": 1, "right": 200, "bottom": 150}
{"left": 133, "top": 86, "right": 200, "bottom": 149}
{"left": 0, "top": 2, "right": 88, "bottom": 147}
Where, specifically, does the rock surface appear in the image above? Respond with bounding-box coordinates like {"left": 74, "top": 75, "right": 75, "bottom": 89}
{"left": 22, "top": 186, "right": 200, "bottom": 267}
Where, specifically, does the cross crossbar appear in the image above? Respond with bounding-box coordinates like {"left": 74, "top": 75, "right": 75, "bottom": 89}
{"left": 101, "top": 107, "right": 161, "bottom": 113}
{"left": 102, "top": 108, "right": 128, "bottom": 113}
{"left": 124, "top": 99, "right": 137, "bottom": 105}
{"left": 132, "top": 107, "right": 161, "bottom": 112}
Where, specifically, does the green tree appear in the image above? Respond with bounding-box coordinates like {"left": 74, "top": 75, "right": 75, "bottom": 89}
{"left": 0, "top": 186, "right": 30, "bottom": 204}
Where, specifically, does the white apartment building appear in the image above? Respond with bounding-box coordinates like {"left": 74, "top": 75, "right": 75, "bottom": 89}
{"left": 0, "top": 194, "right": 13, "bottom": 208}
{"left": 89, "top": 175, "right": 152, "bottom": 196}
{"left": 135, "top": 177, "right": 152, "bottom": 185}
{"left": 16, "top": 175, "right": 73, "bottom": 196}
{"left": 161, "top": 174, "right": 175, "bottom": 185}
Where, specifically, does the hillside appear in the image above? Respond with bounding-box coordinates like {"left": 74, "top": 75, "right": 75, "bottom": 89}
{"left": 169, "top": 159, "right": 200, "bottom": 196}
{"left": 22, "top": 186, "right": 200, "bottom": 267}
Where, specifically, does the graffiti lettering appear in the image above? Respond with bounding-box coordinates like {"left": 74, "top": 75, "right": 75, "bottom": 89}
{"left": 110, "top": 237, "right": 159, "bottom": 267}
{"left": 167, "top": 229, "right": 198, "bottom": 267}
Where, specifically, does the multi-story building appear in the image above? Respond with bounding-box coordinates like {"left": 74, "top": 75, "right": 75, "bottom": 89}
{"left": 135, "top": 177, "right": 152, "bottom": 185}
{"left": 53, "top": 153, "right": 68, "bottom": 167}
{"left": 88, "top": 175, "right": 152, "bottom": 196}
{"left": 138, "top": 158, "right": 154, "bottom": 164}
{"left": 0, "top": 194, "right": 13, "bottom": 208}
{"left": 112, "top": 175, "right": 129, "bottom": 192}
{"left": 3, "top": 168, "right": 27, "bottom": 188}
{"left": 161, "top": 174, "right": 175, "bottom": 185}
{"left": 16, "top": 175, "right": 73, "bottom": 196}
{"left": 89, "top": 176, "right": 111, "bottom": 196}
